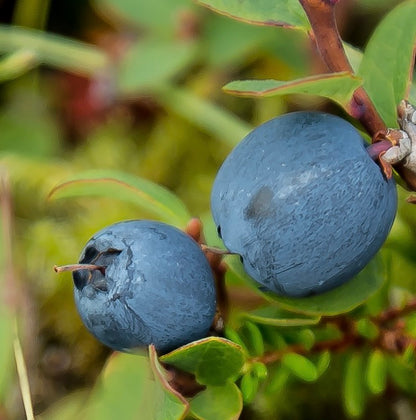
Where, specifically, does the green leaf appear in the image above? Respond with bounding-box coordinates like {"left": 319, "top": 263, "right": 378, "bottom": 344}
{"left": 190, "top": 383, "right": 243, "bottom": 420}
{"left": 387, "top": 355, "right": 416, "bottom": 393}
{"left": 38, "top": 391, "right": 89, "bottom": 420}
{"left": 155, "top": 84, "right": 252, "bottom": 147}
{"left": 227, "top": 252, "right": 386, "bottom": 316}
{"left": 243, "top": 321, "right": 264, "bottom": 356}
{"left": 238, "top": 361, "right": 267, "bottom": 403}
{"left": 281, "top": 353, "right": 318, "bottom": 382}
{"left": 344, "top": 43, "right": 363, "bottom": 74}
{"left": 83, "top": 352, "right": 157, "bottom": 420}
{"left": 355, "top": 319, "right": 379, "bottom": 340}
{"left": 0, "top": 49, "right": 38, "bottom": 82}
{"left": 118, "top": 40, "right": 196, "bottom": 94}
{"left": 343, "top": 353, "right": 366, "bottom": 418}
{"left": 0, "top": 24, "right": 108, "bottom": 76}
{"left": 358, "top": 0, "right": 416, "bottom": 127}
{"left": 196, "top": 0, "right": 309, "bottom": 31}
{"left": 224, "top": 327, "right": 250, "bottom": 354}
{"left": 261, "top": 328, "right": 287, "bottom": 350}
{"left": 404, "top": 313, "right": 416, "bottom": 338}
{"left": 93, "top": 0, "right": 192, "bottom": 35}
{"left": 160, "top": 337, "right": 246, "bottom": 386}
{"left": 240, "top": 371, "right": 259, "bottom": 404}
{"left": 400, "top": 344, "right": 416, "bottom": 367}
{"left": 223, "top": 72, "right": 362, "bottom": 109}
{"left": 267, "top": 366, "right": 290, "bottom": 393}
{"left": 202, "top": 14, "right": 275, "bottom": 68}
{"left": 225, "top": 254, "right": 260, "bottom": 289}
{"left": 243, "top": 305, "right": 321, "bottom": 327}
{"left": 48, "top": 169, "right": 191, "bottom": 228}
{"left": 292, "top": 329, "right": 315, "bottom": 351}
{"left": 366, "top": 350, "right": 387, "bottom": 395}
{"left": 262, "top": 254, "right": 386, "bottom": 316}
{"left": 316, "top": 351, "right": 331, "bottom": 377}
{"left": 149, "top": 345, "right": 189, "bottom": 420}
{"left": 252, "top": 362, "right": 268, "bottom": 381}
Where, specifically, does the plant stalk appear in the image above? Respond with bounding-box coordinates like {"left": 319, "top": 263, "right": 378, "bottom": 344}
{"left": 299, "top": 0, "right": 387, "bottom": 138}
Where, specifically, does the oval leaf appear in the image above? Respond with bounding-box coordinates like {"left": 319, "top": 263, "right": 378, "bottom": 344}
{"left": 190, "top": 383, "right": 243, "bottom": 420}
{"left": 93, "top": 0, "right": 192, "bottom": 34}
{"left": 118, "top": 40, "right": 196, "bottom": 94}
{"left": 343, "top": 353, "right": 366, "bottom": 418}
{"left": 226, "top": 253, "right": 386, "bottom": 316}
{"left": 0, "top": 24, "right": 108, "bottom": 76}
{"left": 223, "top": 72, "right": 362, "bottom": 109}
{"left": 224, "top": 327, "right": 250, "bottom": 354}
{"left": 356, "top": 318, "right": 379, "bottom": 340}
{"left": 196, "top": 0, "right": 309, "bottom": 31}
{"left": 0, "top": 49, "right": 38, "bottom": 83}
{"left": 358, "top": 0, "right": 416, "bottom": 127}
{"left": 160, "top": 337, "right": 246, "bottom": 386}
{"left": 252, "top": 362, "right": 268, "bottom": 381}
{"left": 293, "top": 329, "right": 315, "bottom": 351}
{"left": 83, "top": 352, "right": 156, "bottom": 420}
{"left": 267, "top": 366, "right": 290, "bottom": 393}
{"left": 39, "top": 391, "right": 89, "bottom": 420}
{"left": 316, "top": 351, "right": 331, "bottom": 377}
{"left": 244, "top": 305, "right": 321, "bottom": 327}
{"left": 387, "top": 355, "right": 416, "bottom": 393}
{"left": 400, "top": 344, "right": 416, "bottom": 366}
{"left": 243, "top": 321, "right": 264, "bottom": 356}
{"left": 263, "top": 254, "right": 386, "bottom": 316}
{"left": 149, "top": 345, "right": 190, "bottom": 420}
{"left": 239, "top": 371, "right": 259, "bottom": 404}
{"left": 366, "top": 350, "right": 387, "bottom": 395}
{"left": 281, "top": 353, "right": 318, "bottom": 382}
{"left": 48, "top": 170, "right": 191, "bottom": 228}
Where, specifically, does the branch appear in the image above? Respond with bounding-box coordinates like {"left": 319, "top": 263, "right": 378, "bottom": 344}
{"left": 251, "top": 309, "right": 416, "bottom": 365}
{"left": 374, "top": 298, "right": 416, "bottom": 325}
{"left": 251, "top": 332, "right": 359, "bottom": 365}
{"left": 299, "top": 0, "right": 386, "bottom": 137}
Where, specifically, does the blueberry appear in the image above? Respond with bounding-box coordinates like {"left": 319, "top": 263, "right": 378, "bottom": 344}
{"left": 211, "top": 112, "right": 397, "bottom": 297}
{"left": 69, "top": 220, "right": 216, "bottom": 354}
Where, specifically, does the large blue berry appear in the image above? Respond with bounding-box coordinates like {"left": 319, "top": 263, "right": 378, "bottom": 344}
{"left": 71, "top": 220, "right": 216, "bottom": 353}
{"left": 211, "top": 112, "right": 397, "bottom": 297}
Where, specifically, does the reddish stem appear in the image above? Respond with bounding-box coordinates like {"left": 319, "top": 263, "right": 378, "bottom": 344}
{"left": 252, "top": 310, "right": 416, "bottom": 366}
{"left": 54, "top": 264, "right": 106, "bottom": 275}
{"left": 374, "top": 298, "right": 416, "bottom": 324}
{"left": 299, "top": 0, "right": 387, "bottom": 137}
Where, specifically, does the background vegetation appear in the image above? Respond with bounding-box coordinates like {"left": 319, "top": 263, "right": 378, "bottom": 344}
{"left": 1, "top": 0, "right": 416, "bottom": 419}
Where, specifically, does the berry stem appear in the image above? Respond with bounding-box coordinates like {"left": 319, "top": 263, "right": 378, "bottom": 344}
{"left": 54, "top": 264, "right": 106, "bottom": 275}
{"left": 366, "top": 140, "right": 394, "bottom": 161}
{"left": 299, "top": 0, "right": 387, "bottom": 137}
{"left": 200, "top": 244, "right": 234, "bottom": 255}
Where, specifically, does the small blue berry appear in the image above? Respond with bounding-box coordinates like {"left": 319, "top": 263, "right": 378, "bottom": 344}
{"left": 70, "top": 220, "right": 216, "bottom": 353}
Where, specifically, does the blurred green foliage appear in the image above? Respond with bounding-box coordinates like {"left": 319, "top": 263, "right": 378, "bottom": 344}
{"left": 0, "top": 0, "right": 416, "bottom": 419}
